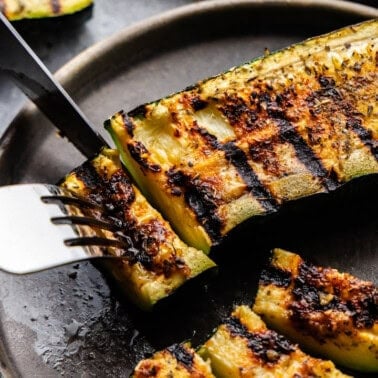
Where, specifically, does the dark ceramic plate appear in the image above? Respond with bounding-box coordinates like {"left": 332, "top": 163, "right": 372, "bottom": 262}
{"left": 0, "top": 1, "right": 377, "bottom": 376}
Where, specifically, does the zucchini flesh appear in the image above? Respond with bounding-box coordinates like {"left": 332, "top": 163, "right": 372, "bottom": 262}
{"left": 253, "top": 248, "right": 378, "bottom": 372}
{"left": 106, "top": 19, "right": 378, "bottom": 253}
{"left": 200, "top": 306, "right": 349, "bottom": 378}
{"left": 131, "top": 343, "right": 214, "bottom": 378}
{"left": 61, "top": 148, "right": 215, "bottom": 310}
{"left": 0, "top": 0, "right": 93, "bottom": 20}
{"left": 132, "top": 306, "right": 348, "bottom": 377}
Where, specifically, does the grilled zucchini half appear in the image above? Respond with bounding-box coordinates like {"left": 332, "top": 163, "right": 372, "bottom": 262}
{"left": 253, "top": 248, "right": 378, "bottom": 372}
{"left": 106, "top": 19, "right": 378, "bottom": 253}
{"left": 132, "top": 343, "right": 214, "bottom": 378}
{"left": 200, "top": 305, "right": 348, "bottom": 377}
{"left": 61, "top": 148, "right": 215, "bottom": 310}
{"left": 0, "top": 0, "right": 93, "bottom": 21}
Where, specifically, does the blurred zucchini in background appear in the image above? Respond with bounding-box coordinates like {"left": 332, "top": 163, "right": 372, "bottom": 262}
{"left": 61, "top": 149, "right": 216, "bottom": 310}
{"left": 132, "top": 343, "right": 214, "bottom": 378}
{"left": 106, "top": 19, "right": 378, "bottom": 254}
{"left": 253, "top": 248, "right": 378, "bottom": 373}
{"left": 0, "top": 0, "right": 93, "bottom": 20}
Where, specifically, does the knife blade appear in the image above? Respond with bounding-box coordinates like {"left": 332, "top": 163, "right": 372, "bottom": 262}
{"left": 0, "top": 12, "right": 108, "bottom": 158}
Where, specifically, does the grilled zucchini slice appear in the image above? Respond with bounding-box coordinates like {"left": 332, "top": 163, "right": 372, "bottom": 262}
{"left": 61, "top": 148, "right": 215, "bottom": 310}
{"left": 106, "top": 19, "right": 378, "bottom": 253}
{"left": 200, "top": 305, "right": 349, "bottom": 377}
{"left": 132, "top": 343, "right": 214, "bottom": 378}
{"left": 0, "top": 0, "right": 93, "bottom": 20}
{"left": 253, "top": 248, "right": 378, "bottom": 372}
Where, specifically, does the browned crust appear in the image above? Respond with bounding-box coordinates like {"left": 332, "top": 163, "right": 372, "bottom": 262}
{"left": 289, "top": 260, "right": 377, "bottom": 337}
{"left": 225, "top": 316, "right": 295, "bottom": 364}
{"left": 260, "top": 254, "right": 377, "bottom": 340}
{"left": 71, "top": 160, "right": 191, "bottom": 278}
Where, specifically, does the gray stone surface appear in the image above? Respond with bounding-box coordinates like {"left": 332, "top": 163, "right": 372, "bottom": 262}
{"left": 0, "top": 0, "right": 198, "bottom": 137}
{"left": 0, "top": 1, "right": 376, "bottom": 138}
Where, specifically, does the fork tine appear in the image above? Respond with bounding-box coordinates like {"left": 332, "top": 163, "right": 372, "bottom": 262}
{"left": 51, "top": 215, "right": 119, "bottom": 232}
{"left": 64, "top": 236, "right": 127, "bottom": 249}
{"left": 41, "top": 195, "right": 102, "bottom": 210}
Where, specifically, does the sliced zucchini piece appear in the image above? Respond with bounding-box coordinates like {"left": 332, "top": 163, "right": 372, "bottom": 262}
{"left": 131, "top": 343, "right": 214, "bottom": 378}
{"left": 0, "top": 0, "right": 93, "bottom": 21}
{"left": 200, "top": 305, "right": 349, "bottom": 378}
{"left": 253, "top": 248, "right": 378, "bottom": 372}
{"left": 106, "top": 19, "right": 378, "bottom": 253}
{"left": 61, "top": 148, "right": 215, "bottom": 310}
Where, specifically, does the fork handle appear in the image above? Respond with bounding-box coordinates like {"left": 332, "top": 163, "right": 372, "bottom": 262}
{"left": 0, "top": 12, "right": 108, "bottom": 158}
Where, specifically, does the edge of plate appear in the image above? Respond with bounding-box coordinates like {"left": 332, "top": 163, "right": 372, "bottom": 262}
{"left": 0, "top": 0, "right": 377, "bottom": 138}
{"left": 52, "top": 0, "right": 378, "bottom": 86}
{"left": 0, "top": 0, "right": 377, "bottom": 376}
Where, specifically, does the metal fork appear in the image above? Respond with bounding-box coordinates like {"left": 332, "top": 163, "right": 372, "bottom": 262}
{"left": 0, "top": 183, "right": 136, "bottom": 274}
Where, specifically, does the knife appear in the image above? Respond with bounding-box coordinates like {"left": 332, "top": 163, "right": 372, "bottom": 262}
{"left": 0, "top": 12, "right": 108, "bottom": 158}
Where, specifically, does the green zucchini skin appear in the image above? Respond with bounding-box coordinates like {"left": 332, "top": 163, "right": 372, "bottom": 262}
{"left": 0, "top": 0, "right": 93, "bottom": 20}
{"left": 106, "top": 19, "right": 378, "bottom": 253}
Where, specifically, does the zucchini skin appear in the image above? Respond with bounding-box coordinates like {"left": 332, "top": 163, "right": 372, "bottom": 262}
{"left": 106, "top": 19, "right": 378, "bottom": 253}
{"left": 131, "top": 343, "right": 214, "bottom": 378}
{"left": 253, "top": 248, "right": 378, "bottom": 372}
{"left": 61, "top": 148, "right": 215, "bottom": 310}
{"left": 200, "top": 306, "right": 348, "bottom": 377}
{"left": 0, "top": 0, "right": 93, "bottom": 20}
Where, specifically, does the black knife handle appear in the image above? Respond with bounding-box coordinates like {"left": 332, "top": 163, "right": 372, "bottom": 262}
{"left": 0, "top": 12, "right": 108, "bottom": 158}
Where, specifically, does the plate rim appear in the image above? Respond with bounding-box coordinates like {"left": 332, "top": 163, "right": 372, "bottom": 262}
{"left": 51, "top": 0, "right": 378, "bottom": 84}
{"left": 0, "top": 0, "right": 377, "bottom": 148}
{"left": 0, "top": 0, "right": 377, "bottom": 376}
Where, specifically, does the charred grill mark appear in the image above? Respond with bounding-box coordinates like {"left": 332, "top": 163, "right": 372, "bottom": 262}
{"left": 188, "top": 123, "right": 277, "bottom": 217}
{"left": 74, "top": 161, "right": 102, "bottom": 190}
{"left": 166, "top": 169, "right": 186, "bottom": 195}
{"left": 124, "top": 114, "right": 136, "bottom": 137}
{"left": 76, "top": 169, "right": 136, "bottom": 226}
{"left": 225, "top": 316, "right": 295, "bottom": 363}
{"left": 128, "top": 104, "right": 148, "bottom": 119}
{"left": 277, "top": 118, "right": 338, "bottom": 191}
{"left": 105, "top": 171, "right": 136, "bottom": 216}
{"left": 166, "top": 168, "right": 222, "bottom": 242}
{"left": 221, "top": 96, "right": 258, "bottom": 130}
{"left": 50, "top": 0, "right": 61, "bottom": 14}
{"left": 222, "top": 142, "right": 278, "bottom": 212}
{"left": 289, "top": 260, "right": 378, "bottom": 337}
{"left": 307, "top": 75, "right": 378, "bottom": 162}
{"left": 128, "top": 142, "right": 161, "bottom": 173}
{"left": 107, "top": 111, "right": 135, "bottom": 137}
{"left": 190, "top": 96, "right": 208, "bottom": 111}
{"left": 101, "top": 171, "right": 190, "bottom": 276}
{"left": 194, "top": 124, "right": 222, "bottom": 150}
{"left": 258, "top": 90, "right": 338, "bottom": 191}
{"left": 185, "top": 181, "right": 223, "bottom": 242}
{"left": 259, "top": 265, "right": 292, "bottom": 288}
{"left": 219, "top": 90, "right": 335, "bottom": 195}
{"left": 73, "top": 164, "right": 184, "bottom": 273}
{"left": 130, "top": 219, "right": 190, "bottom": 277}
{"left": 347, "top": 117, "right": 378, "bottom": 160}
{"left": 166, "top": 344, "right": 194, "bottom": 371}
